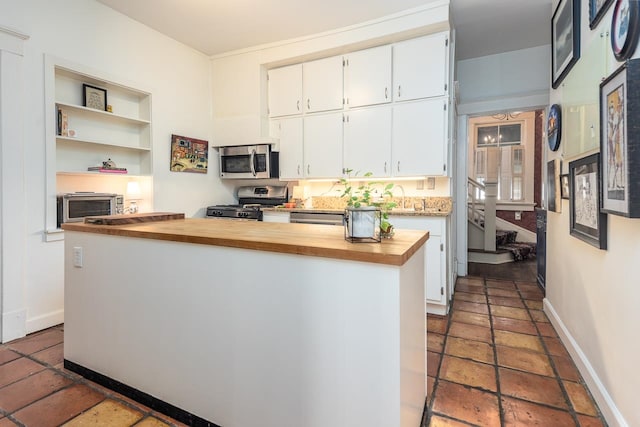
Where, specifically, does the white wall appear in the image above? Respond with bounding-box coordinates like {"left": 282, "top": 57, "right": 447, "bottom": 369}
{"left": 544, "top": 2, "right": 640, "bottom": 426}
{"left": 0, "top": 0, "right": 218, "bottom": 339}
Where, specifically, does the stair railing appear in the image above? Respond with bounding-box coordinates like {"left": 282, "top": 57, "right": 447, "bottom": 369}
{"left": 468, "top": 178, "right": 497, "bottom": 252}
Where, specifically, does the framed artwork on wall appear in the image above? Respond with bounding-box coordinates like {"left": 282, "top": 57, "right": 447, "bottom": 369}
{"left": 547, "top": 104, "right": 562, "bottom": 151}
{"left": 552, "top": 0, "right": 581, "bottom": 89}
{"left": 599, "top": 59, "right": 640, "bottom": 217}
{"left": 611, "top": 0, "right": 640, "bottom": 61}
{"left": 569, "top": 153, "right": 607, "bottom": 249}
{"left": 561, "top": 174, "right": 570, "bottom": 199}
{"left": 170, "top": 134, "right": 209, "bottom": 174}
{"left": 547, "top": 158, "right": 562, "bottom": 213}
{"left": 590, "top": 0, "right": 615, "bottom": 29}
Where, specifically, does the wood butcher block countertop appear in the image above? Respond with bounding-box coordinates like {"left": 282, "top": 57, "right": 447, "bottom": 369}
{"left": 62, "top": 216, "right": 429, "bottom": 266}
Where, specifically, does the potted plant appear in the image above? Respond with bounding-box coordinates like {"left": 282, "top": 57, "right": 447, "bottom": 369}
{"left": 340, "top": 170, "right": 397, "bottom": 241}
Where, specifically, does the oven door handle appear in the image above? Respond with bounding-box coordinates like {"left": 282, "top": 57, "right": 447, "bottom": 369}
{"left": 250, "top": 148, "right": 257, "bottom": 177}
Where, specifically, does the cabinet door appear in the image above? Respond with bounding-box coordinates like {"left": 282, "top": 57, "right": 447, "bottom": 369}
{"left": 303, "top": 113, "right": 343, "bottom": 178}
{"left": 393, "top": 33, "right": 448, "bottom": 101}
{"left": 268, "top": 64, "right": 302, "bottom": 117}
{"left": 276, "top": 117, "right": 304, "bottom": 180}
{"left": 344, "top": 107, "right": 392, "bottom": 177}
{"left": 389, "top": 216, "right": 447, "bottom": 308}
{"left": 392, "top": 99, "right": 447, "bottom": 177}
{"left": 303, "top": 56, "right": 344, "bottom": 113}
{"left": 345, "top": 45, "right": 392, "bottom": 108}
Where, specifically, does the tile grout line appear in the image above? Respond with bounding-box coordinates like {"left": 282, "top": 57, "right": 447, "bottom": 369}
{"left": 486, "top": 278, "right": 507, "bottom": 427}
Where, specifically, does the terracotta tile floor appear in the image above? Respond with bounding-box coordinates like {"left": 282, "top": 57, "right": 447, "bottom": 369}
{"left": 422, "top": 272, "right": 608, "bottom": 427}
{"left": 0, "top": 325, "right": 186, "bottom": 427}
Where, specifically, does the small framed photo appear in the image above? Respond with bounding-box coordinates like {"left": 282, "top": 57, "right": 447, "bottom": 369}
{"left": 611, "top": 0, "right": 640, "bottom": 61}
{"left": 547, "top": 158, "right": 562, "bottom": 213}
{"left": 561, "top": 174, "right": 570, "bottom": 199}
{"left": 569, "top": 153, "right": 607, "bottom": 249}
{"left": 552, "top": 0, "right": 581, "bottom": 89}
{"left": 599, "top": 59, "right": 640, "bottom": 217}
{"left": 170, "top": 134, "right": 209, "bottom": 174}
{"left": 590, "top": 0, "right": 614, "bottom": 29}
{"left": 83, "top": 84, "right": 107, "bottom": 111}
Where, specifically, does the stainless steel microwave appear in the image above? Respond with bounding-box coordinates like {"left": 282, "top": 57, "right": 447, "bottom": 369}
{"left": 219, "top": 145, "right": 279, "bottom": 179}
{"left": 57, "top": 192, "right": 124, "bottom": 227}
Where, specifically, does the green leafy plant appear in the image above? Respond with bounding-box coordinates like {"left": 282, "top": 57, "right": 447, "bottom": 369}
{"left": 339, "top": 169, "right": 397, "bottom": 234}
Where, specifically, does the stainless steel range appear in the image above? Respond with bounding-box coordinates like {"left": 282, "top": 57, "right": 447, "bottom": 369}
{"left": 205, "top": 186, "right": 288, "bottom": 220}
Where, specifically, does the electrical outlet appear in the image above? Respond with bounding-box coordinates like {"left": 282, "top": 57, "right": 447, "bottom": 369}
{"left": 73, "top": 246, "right": 83, "bottom": 268}
{"left": 515, "top": 211, "right": 522, "bottom": 221}
{"left": 426, "top": 177, "right": 436, "bottom": 190}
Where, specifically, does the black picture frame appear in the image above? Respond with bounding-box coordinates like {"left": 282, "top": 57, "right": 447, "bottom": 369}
{"left": 547, "top": 158, "right": 562, "bottom": 213}
{"left": 552, "top": 0, "right": 581, "bottom": 89}
{"left": 590, "top": 0, "right": 615, "bottom": 29}
{"left": 561, "top": 174, "right": 570, "bottom": 199}
{"left": 547, "top": 104, "right": 562, "bottom": 151}
{"left": 599, "top": 59, "right": 640, "bottom": 217}
{"left": 569, "top": 153, "right": 607, "bottom": 249}
{"left": 611, "top": 0, "right": 640, "bottom": 61}
{"left": 82, "top": 84, "right": 107, "bottom": 111}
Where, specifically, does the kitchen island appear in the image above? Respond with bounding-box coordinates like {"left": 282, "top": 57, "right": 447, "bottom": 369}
{"left": 62, "top": 218, "right": 428, "bottom": 427}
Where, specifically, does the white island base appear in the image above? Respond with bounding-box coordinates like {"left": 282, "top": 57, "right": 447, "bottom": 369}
{"left": 64, "top": 226, "right": 426, "bottom": 427}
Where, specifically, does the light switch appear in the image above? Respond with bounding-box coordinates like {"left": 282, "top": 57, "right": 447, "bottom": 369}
{"left": 73, "top": 246, "right": 83, "bottom": 268}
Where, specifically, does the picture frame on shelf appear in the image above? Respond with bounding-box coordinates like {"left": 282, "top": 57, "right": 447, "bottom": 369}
{"left": 170, "top": 134, "right": 209, "bottom": 174}
{"left": 590, "top": 0, "right": 614, "bottom": 29}
{"left": 561, "top": 174, "right": 570, "bottom": 199}
{"left": 552, "top": 0, "right": 581, "bottom": 89}
{"left": 82, "top": 84, "right": 107, "bottom": 111}
{"left": 611, "top": 0, "right": 640, "bottom": 61}
{"left": 599, "top": 60, "right": 640, "bottom": 217}
{"left": 569, "top": 153, "right": 607, "bottom": 249}
{"left": 547, "top": 158, "right": 562, "bottom": 213}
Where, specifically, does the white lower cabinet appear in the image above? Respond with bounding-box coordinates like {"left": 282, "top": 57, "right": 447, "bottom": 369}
{"left": 389, "top": 216, "right": 449, "bottom": 315}
{"left": 262, "top": 211, "right": 291, "bottom": 223}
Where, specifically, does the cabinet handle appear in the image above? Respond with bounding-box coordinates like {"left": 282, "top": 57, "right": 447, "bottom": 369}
{"left": 384, "top": 162, "right": 387, "bottom": 173}
{"left": 297, "top": 100, "right": 300, "bottom": 111}
{"left": 307, "top": 99, "right": 310, "bottom": 110}
{"left": 307, "top": 164, "right": 310, "bottom": 175}
{"left": 397, "top": 161, "right": 400, "bottom": 172}
{"left": 297, "top": 165, "right": 300, "bottom": 175}
{"left": 398, "top": 85, "right": 401, "bottom": 98}
{"left": 385, "top": 87, "right": 388, "bottom": 99}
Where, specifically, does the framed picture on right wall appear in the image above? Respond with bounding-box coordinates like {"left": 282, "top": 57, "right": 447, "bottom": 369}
{"left": 599, "top": 59, "right": 640, "bottom": 217}
{"left": 570, "top": 153, "right": 607, "bottom": 249}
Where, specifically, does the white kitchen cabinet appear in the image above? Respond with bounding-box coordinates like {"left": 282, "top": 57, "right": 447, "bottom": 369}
{"left": 392, "top": 99, "right": 447, "bottom": 177}
{"left": 344, "top": 45, "right": 392, "bottom": 108}
{"left": 274, "top": 117, "right": 304, "bottom": 179}
{"left": 262, "top": 210, "right": 291, "bottom": 223}
{"left": 393, "top": 32, "right": 448, "bottom": 101}
{"left": 303, "top": 112, "right": 344, "bottom": 178}
{"left": 268, "top": 64, "right": 302, "bottom": 118}
{"left": 389, "top": 216, "right": 449, "bottom": 315}
{"left": 303, "top": 55, "right": 344, "bottom": 113}
{"left": 343, "top": 106, "right": 391, "bottom": 177}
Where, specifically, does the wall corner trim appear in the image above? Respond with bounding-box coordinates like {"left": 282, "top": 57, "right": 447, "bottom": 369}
{"left": 544, "top": 299, "right": 629, "bottom": 427}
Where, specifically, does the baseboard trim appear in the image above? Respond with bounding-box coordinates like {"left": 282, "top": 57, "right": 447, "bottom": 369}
{"left": 26, "top": 309, "right": 64, "bottom": 334}
{"left": 2, "top": 308, "right": 27, "bottom": 343}
{"left": 64, "top": 360, "right": 221, "bottom": 427}
{"left": 467, "top": 250, "right": 513, "bottom": 264}
{"left": 543, "top": 299, "right": 628, "bottom": 427}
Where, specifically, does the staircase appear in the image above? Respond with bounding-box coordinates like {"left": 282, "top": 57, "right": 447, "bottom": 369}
{"left": 467, "top": 178, "right": 536, "bottom": 264}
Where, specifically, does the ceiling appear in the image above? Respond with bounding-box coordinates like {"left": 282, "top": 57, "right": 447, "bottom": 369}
{"left": 97, "top": 0, "right": 552, "bottom": 60}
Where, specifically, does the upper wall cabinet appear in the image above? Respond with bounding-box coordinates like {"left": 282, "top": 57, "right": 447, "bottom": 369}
{"left": 268, "top": 64, "right": 302, "bottom": 117}
{"left": 393, "top": 33, "right": 448, "bottom": 101}
{"left": 303, "top": 55, "right": 344, "bottom": 113}
{"left": 53, "top": 67, "right": 152, "bottom": 176}
{"left": 344, "top": 45, "right": 392, "bottom": 108}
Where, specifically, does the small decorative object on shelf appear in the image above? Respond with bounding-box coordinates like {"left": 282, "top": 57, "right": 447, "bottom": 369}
{"left": 87, "top": 158, "right": 127, "bottom": 174}
{"left": 57, "top": 108, "right": 68, "bottom": 136}
{"left": 106, "top": 104, "right": 113, "bottom": 113}
{"left": 82, "top": 83, "right": 107, "bottom": 111}
{"left": 340, "top": 169, "right": 397, "bottom": 243}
